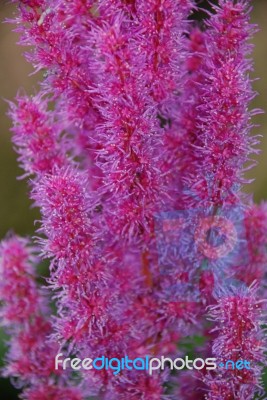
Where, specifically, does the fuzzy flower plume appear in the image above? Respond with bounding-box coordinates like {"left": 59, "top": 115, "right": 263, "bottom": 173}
{"left": 0, "top": 236, "right": 43, "bottom": 327}
{"left": 184, "top": 0, "right": 259, "bottom": 208}
{"left": 134, "top": 0, "right": 194, "bottom": 106}
{"left": 30, "top": 166, "right": 143, "bottom": 396}
{"left": 91, "top": 1, "right": 195, "bottom": 240}
{"left": 205, "top": 284, "right": 266, "bottom": 400}
{"left": 9, "top": 94, "right": 66, "bottom": 176}
{"left": 2, "top": 0, "right": 267, "bottom": 399}
{"left": 32, "top": 164, "right": 182, "bottom": 397}
{"left": 234, "top": 203, "right": 267, "bottom": 286}
{"left": 165, "top": 26, "right": 207, "bottom": 207}
{"left": 91, "top": 14, "right": 166, "bottom": 240}
{"left": 11, "top": 0, "right": 102, "bottom": 178}
{"left": 0, "top": 235, "right": 83, "bottom": 399}
{"left": 31, "top": 167, "right": 101, "bottom": 346}
{"left": 178, "top": 1, "right": 267, "bottom": 396}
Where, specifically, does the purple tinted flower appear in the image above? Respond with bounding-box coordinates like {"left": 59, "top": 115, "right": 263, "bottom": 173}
{"left": 90, "top": 14, "right": 167, "bottom": 240}
{"left": 22, "top": 385, "right": 83, "bottom": 400}
{"left": 0, "top": 236, "right": 43, "bottom": 325}
{"left": 2, "top": 0, "right": 267, "bottom": 398}
{"left": 104, "top": 370, "right": 168, "bottom": 400}
{"left": 0, "top": 235, "right": 83, "bottom": 398}
{"left": 177, "top": 370, "right": 205, "bottom": 400}
{"left": 9, "top": 94, "right": 66, "bottom": 177}
{"left": 134, "top": 0, "right": 194, "bottom": 105}
{"left": 234, "top": 203, "right": 267, "bottom": 286}
{"left": 32, "top": 167, "right": 94, "bottom": 263}
{"left": 31, "top": 167, "right": 132, "bottom": 364}
{"left": 184, "top": 0, "right": 259, "bottom": 208}
{"left": 205, "top": 284, "right": 266, "bottom": 400}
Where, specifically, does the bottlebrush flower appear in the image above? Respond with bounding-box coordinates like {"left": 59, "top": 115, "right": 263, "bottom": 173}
{"left": 30, "top": 167, "right": 132, "bottom": 353}
{"left": 0, "top": 235, "right": 45, "bottom": 326}
{"left": 184, "top": 0, "right": 259, "bottom": 208}
{"left": 234, "top": 203, "right": 267, "bottom": 286}
{"left": 163, "top": 27, "right": 207, "bottom": 209}
{"left": 205, "top": 284, "right": 266, "bottom": 400}
{"left": 9, "top": 94, "right": 66, "bottom": 177}
{"left": 11, "top": 0, "right": 102, "bottom": 175}
{"left": 135, "top": 0, "right": 194, "bottom": 106}
{"left": 0, "top": 235, "right": 83, "bottom": 398}
{"left": 3, "top": 0, "right": 267, "bottom": 399}
{"left": 32, "top": 166, "right": 94, "bottom": 264}
{"left": 91, "top": 14, "right": 167, "bottom": 240}
{"left": 30, "top": 165, "right": 195, "bottom": 396}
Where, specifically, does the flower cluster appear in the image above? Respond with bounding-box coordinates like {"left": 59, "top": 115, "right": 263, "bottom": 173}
{"left": 1, "top": 0, "right": 266, "bottom": 399}
{"left": 0, "top": 235, "right": 83, "bottom": 399}
{"left": 205, "top": 284, "right": 266, "bottom": 400}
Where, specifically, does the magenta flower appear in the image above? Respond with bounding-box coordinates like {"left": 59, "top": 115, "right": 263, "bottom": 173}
{"left": 21, "top": 385, "right": 83, "bottom": 400}
{"left": 236, "top": 203, "right": 267, "bottom": 285}
{"left": 1, "top": 0, "right": 266, "bottom": 399}
{"left": 182, "top": 0, "right": 259, "bottom": 208}
{"left": 205, "top": 284, "right": 266, "bottom": 400}
{"left": 9, "top": 94, "right": 66, "bottom": 177}
{"left": 0, "top": 236, "right": 43, "bottom": 325}
{"left": 0, "top": 235, "right": 83, "bottom": 398}
{"left": 90, "top": 13, "right": 167, "bottom": 240}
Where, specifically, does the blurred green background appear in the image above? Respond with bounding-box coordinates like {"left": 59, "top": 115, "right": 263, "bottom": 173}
{"left": 0, "top": 0, "right": 267, "bottom": 398}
